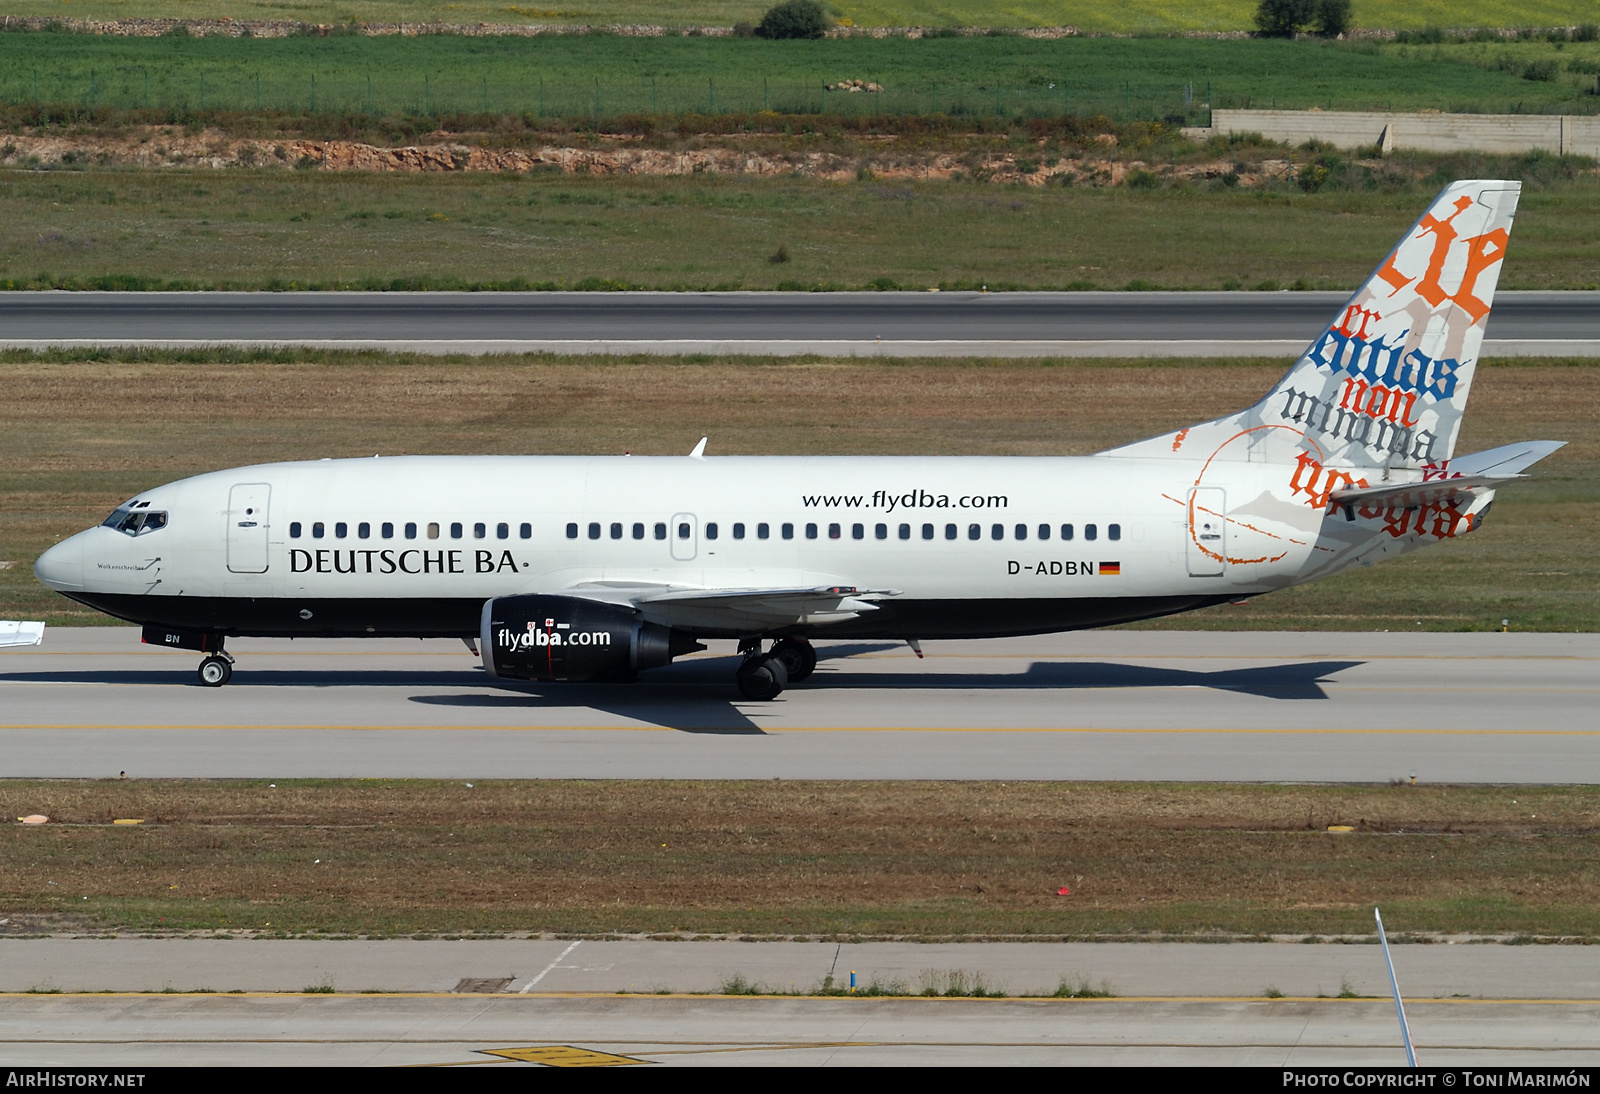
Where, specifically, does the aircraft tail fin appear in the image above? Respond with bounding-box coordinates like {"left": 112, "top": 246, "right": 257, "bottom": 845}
{"left": 1107, "top": 180, "right": 1521, "bottom": 472}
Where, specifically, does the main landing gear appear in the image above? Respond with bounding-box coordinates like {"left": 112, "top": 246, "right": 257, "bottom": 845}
{"left": 735, "top": 637, "right": 815, "bottom": 701}
{"left": 197, "top": 650, "right": 235, "bottom": 687}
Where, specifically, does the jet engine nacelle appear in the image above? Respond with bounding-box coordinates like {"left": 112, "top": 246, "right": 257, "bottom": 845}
{"left": 479, "top": 594, "right": 698, "bottom": 682}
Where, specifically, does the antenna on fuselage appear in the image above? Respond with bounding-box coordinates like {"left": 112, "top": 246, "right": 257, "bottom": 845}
{"left": 688, "top": 437, "right": 708, "bottom": 459}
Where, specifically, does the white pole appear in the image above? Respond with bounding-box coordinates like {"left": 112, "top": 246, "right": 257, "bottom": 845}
{"left": 1375, "top": 907, "right": 1418, "bottom": 1067}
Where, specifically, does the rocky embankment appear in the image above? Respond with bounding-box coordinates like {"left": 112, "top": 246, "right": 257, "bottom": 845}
{"left": 0, "top": 129, "right": 1292, "bottom": 187}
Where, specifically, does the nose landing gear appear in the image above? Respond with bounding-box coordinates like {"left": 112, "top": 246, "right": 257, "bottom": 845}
{"left": 197, "top": 652, "right": 234, "bottom": 687}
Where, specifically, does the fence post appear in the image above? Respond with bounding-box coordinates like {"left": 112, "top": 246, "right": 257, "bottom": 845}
{"left": 593, "top": 76, "right": 600, "bottom": 122}
{"left": 483, "top": 76, "right": 488, "bottom": 113}
{"left": 538, "top": 75, "right": 544, "bottom": 118}
{"left": 256, "top": 73, "right": 261, "bottom": 111}
{"left": 763, "top": 76, "right": 768, "bottom": 112}
{"left": 366, "top": 74, "right": 372, "bottom": 115}
{"left": 145, "top": 69, "right": 150, "bottom": 109}
{"left": 310, "top": 73, "right": 315, "bottom": 113}
{"left": 199, "top": 71, "right": 205, "bottom": 111}
{"left": 425, "top": 74, "right": 431, "bottom": 116}
{"left": 931, "top": 80, "right": 937, "bottom": 115}
{"left": 652, "top": 77, "right": 657, "bottom": 114}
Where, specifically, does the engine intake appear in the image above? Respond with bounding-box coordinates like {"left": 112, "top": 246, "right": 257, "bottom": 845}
{"left": 480, "top": 594, "right": 700, "bottom": 682}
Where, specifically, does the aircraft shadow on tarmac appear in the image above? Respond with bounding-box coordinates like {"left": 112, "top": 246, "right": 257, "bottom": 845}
{"left": 407, "top": 651, "right": 1365, "bottom": 734}
{"left": 4, "top": 646, "right": 1361, "bottom": 735}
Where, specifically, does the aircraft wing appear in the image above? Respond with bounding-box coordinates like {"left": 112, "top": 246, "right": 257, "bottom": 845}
{"left": 559, "top": 581, "right": 900, "bottom": 630}
{"left": 0, "top": 621, "right": 45, "bottom": 648}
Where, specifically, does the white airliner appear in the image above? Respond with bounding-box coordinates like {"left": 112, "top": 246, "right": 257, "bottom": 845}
{"left": 34, "top": 180, "right": 1563, "bottom": 699}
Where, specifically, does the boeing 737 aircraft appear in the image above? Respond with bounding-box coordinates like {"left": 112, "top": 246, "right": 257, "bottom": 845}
{"left": 33, "top": 180, "right": 1563, "bottom": 699}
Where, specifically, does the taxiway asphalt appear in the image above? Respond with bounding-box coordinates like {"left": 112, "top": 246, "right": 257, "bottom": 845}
{"left": 1, "top": 994, "right": 1595, "bottom": 1066}
{"left": 0, "top": 289, "right": 1596, "bottom": 357}
{"left": 1, "top": 629, "right": 1592, "bottom": 781}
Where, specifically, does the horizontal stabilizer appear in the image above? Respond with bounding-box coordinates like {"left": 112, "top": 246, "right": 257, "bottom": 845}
{"left": 1438, "top": 439, "right": 1565, "bottom": 478}
{"left": 0, "top": 621, "right": 45, "bottom": 648}
{"left": 1331, "top": 474, "right": 1514, "bottom": 510}
{"left": 1330, "top": 439, "right": 1564, "bottom": 510}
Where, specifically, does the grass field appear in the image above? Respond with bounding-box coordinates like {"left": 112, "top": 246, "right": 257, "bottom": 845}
{"left": 3, "top": 779, "right": 1597, "bottom": 939}
{"left": 3, "top": 173, "right": 1598, "bottom": 292}
{"left": 0, "top": 1, "right": 1590, "bottom": 33}
{"left": 2, "top": 353, "right": 1593, "bottom": 631}
{"left": 2, "top": 32, "right": 1597, "bottom": 118}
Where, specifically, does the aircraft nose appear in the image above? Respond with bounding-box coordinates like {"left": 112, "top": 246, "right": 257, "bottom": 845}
{"left": 34, "top": 534, "right": 85, "bottom": 590}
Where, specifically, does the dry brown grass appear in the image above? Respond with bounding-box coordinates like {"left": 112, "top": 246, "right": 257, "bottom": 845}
{"left": 3, "top": 779, "right": 1597, "bottom": 939}
{"left": 2, "top": 353, "right": 1594, "bottom": 629}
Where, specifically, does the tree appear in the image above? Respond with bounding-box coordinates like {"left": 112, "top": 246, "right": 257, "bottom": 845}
{"left": 1313, "top": 0, "right": 1352, "bottom": 36}
{"left": 756, "top": 0, "right": 830, "bottom": 40}
{"left": 1256, "top": 0, "right": 1352, "bottom": 37}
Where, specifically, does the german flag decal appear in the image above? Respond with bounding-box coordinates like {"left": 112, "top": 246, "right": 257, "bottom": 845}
{"left": 1099, "top": 562, "right": 1122, "bottom": 575}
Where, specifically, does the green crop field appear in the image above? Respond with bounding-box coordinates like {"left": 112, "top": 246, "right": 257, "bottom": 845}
{"left": 0, "top": 1, "right": 1588, "bottom": 33}
{"left": 1, "top": 31, "right": 1597, "bottom": 119}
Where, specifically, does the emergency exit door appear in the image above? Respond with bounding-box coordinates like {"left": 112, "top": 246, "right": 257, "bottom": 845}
{"left": 227, "top": 483, "right": 272, "bottom": 574}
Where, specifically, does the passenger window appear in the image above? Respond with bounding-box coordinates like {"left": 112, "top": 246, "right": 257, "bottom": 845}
{"left": 1109, "top": 523, "right": 1122, "bottom": 541}
{"left": 633, "top": 522, "right": 645, "bottom": 540}
{"left": 358, "top": 522, "right": 371, "bottom": 539}
{"left": 921, "top": 523, "right": 933, "bottom": 540}
{"left": 427, "top": 522, "right": 440, "bottom": 540}
{"left": 382, "top": 522, "right": 395, "bottom": 539}
{"left": 474, "top": 523, "right": 487, "bottom": 539}
{"left": 678, "top": 522, "right": 691, "bottom": 539}
{"left": 829, "top": 523, "right": 841, "bottom": 540}
{"left": 588, "top": 522, "right": 601, "bottom": 540}
{"left": 991, "top": 523, "right": 1003, "bottom": 541}
{"left": 611, "top": 522, "right": 623, "bottom": 540}
{"left": 335, "top": 522, "right": 348, "bottom": 539}
{"left": 1061, "top": 524, "right": 1074, "bottom": 541}
{"left": 498, "top": 523, "right": 510, "bottom": 539}
{"left": 654, "top": 522, "right": 667, "bottom": 540}
{"left": 851, "top": 523, "right": 864, "bottom": 540}
{"left": 450, "top": 522, "right": 463, "bottom": 539}
{"left": 875, "top": 523, "right": 887, "bottom": 540}
{"left": 1085, "top": 523, "right": 1098, "bottom": 541}
{"left": 289, "top": 522, "right": 302, "bottom": 539}
{"left": 405, "top": 523, "right": 418, "bottom": 539}
{"left": 758, "top": 523, "right": 770, "bottom": 540}
{"left": 519, "top": 523, "right": 531, "bottom": 539}
{"left": 566, "top": 523, "right": 578, "bottom": 539}
{"left": 805, "top": 523, "right": 818, "bottom": 540}
{"left": 733, "top": 523, "right": 745, "bottom": 540}
{"left": 1015, "top": 524, "right": 1027, "bottom": 541}
{"left": 898, "top": 523, "right": 910, "bottom": 540}
{"left": 968, "top": 524, "right": 980, "bottom": 541}
{"left": 705, "top": 523, "right": 718, "bottom": 540}
{"left": 1038, "top": 524, "right": 1050, "bottom": 540}
{"left": 945, "top": 523, "right": 957, "bottom": 540}
{"left": 783, "top": 523, "right": 795, "bottom": 540}
{"left": 312, "top": 522, "right": 325, "bottom": 539}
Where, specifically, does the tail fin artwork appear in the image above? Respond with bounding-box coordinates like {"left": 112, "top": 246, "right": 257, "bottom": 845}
{"left": 1109, "top": 180, "right": 1521, "bottom": 475}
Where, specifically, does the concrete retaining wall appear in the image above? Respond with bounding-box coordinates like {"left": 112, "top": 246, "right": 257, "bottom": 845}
{"left": 1187, "top": 109, "right": 1600, "bottom": 159}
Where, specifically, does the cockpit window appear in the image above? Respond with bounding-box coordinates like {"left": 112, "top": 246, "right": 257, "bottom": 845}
{"left": 101, "top": 507, "right": 169, "bottom": 536}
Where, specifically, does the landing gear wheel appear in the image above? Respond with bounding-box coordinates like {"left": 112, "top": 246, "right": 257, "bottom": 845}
{"left": 736, "top": 655, "right": 788, "bottom": 701}
{"left": 769, "top": 638, "right": 817, "bottom": 683}
{"left": 197, "top": 655, "right": 232, "bottom": 687}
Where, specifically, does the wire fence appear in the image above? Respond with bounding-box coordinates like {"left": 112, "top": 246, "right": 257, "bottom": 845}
{"left": 0, "top": 70, "right": 1218, "bottom": 123}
